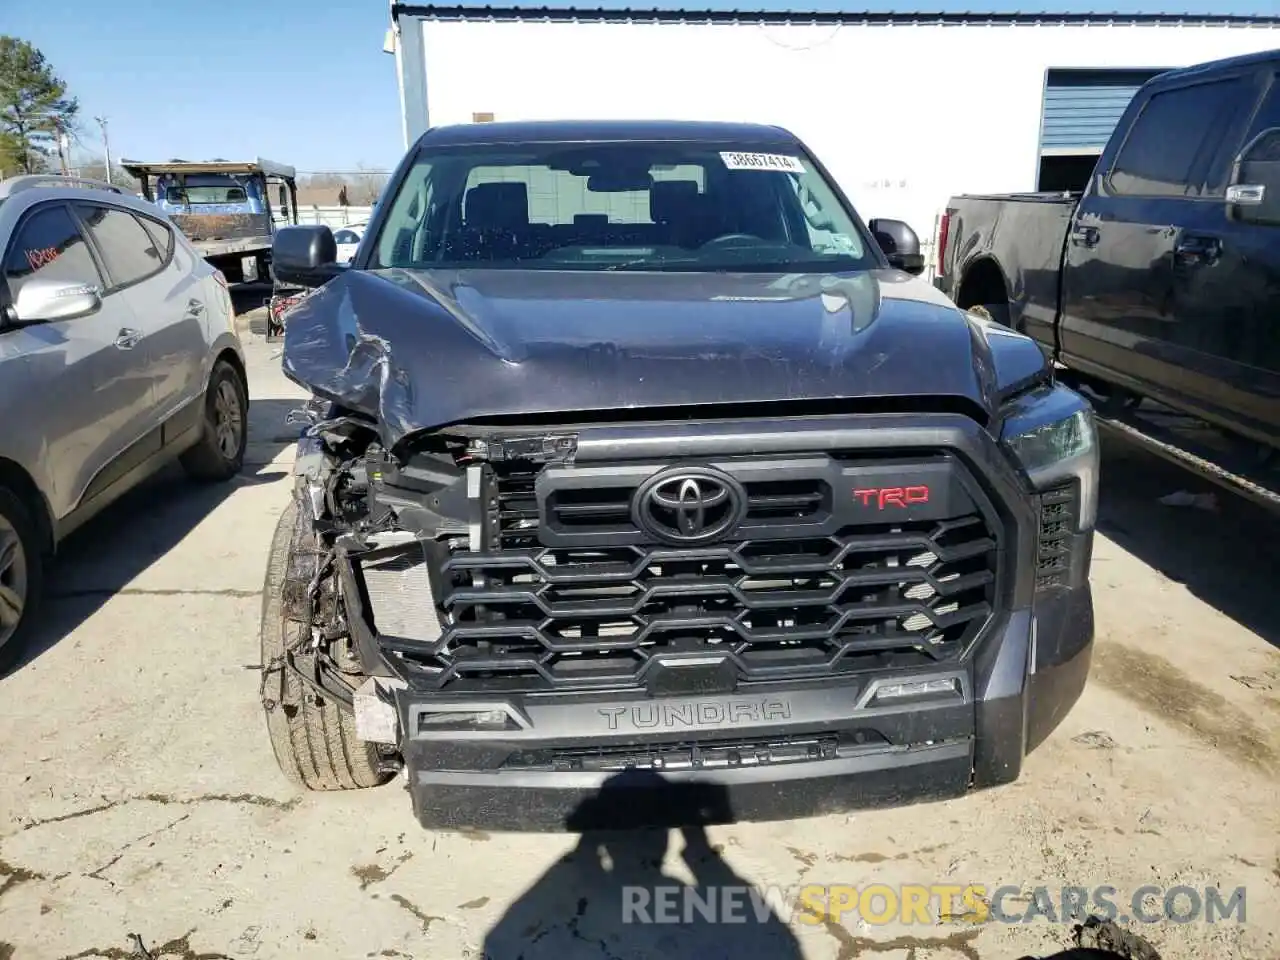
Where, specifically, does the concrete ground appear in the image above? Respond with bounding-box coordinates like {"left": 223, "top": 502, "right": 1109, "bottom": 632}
{"left": 1, "top": 329, "right": 1278, "bottom": 960}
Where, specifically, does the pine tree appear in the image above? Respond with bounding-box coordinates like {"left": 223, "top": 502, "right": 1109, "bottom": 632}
{"left": 0, "top": 36, "right": 79, "bottom": 175}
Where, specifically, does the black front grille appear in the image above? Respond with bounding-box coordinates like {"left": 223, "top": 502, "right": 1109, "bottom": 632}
{"left": 382, "top": 457, "right": 1001, "bottom": 692}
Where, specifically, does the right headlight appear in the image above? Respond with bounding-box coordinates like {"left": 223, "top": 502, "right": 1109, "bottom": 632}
{"left": 1000, "top": 386, "right": 1100, "bottom": 531}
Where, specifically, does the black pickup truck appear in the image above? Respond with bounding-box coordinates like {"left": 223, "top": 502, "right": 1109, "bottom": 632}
{"left": 258, "top": 120, "right": 1097, "bottom": 830}
{"left": 939, "top": 50, "right": 1280, "bottom": 501}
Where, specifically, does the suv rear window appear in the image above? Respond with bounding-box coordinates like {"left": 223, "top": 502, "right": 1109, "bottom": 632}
{"left": 371, "top": 140, "right": 873, "bottom": 273}
{"left": 74, "top": 204, "right": 168, "bottom": 288}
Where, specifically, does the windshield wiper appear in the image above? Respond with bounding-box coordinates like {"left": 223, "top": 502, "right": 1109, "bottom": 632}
{"left": 603, "top": 255, "right": 700, "bottom": 271}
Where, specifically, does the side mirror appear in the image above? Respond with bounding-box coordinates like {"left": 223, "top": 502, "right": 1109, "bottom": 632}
{"left": 869, "top": 218, "right": 925, "bottom": 275}
{"left": 1227, "top": 127, "right": 1280, "bottom": 226}
{"left": 9, "top": 278, "right": 102, "bottom": 325}
{"left": 272, "top": 225, "right": 342, "bottom": 287}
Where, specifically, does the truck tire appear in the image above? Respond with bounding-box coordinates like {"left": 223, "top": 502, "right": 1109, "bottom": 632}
{"left": 0, "top": 486, "right": 43, "bottom": 674}
{"left": 261, "top": 499, "right": 391, "bottom": 791}
{"left": 180, "top": 360, "right": 249, "bottom": 482}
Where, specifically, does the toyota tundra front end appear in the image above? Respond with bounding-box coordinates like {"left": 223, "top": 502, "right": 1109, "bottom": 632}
{"left": 258, "top": 120, "right": 1097, "bottom": 830}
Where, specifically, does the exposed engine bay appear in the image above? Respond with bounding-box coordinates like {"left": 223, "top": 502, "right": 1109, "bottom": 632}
{"left": 267, "top": 392, "right": 592, "bottom": 753}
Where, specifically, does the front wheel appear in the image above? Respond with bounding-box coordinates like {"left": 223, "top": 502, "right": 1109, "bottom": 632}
{"left": 260, "top": 500, "right": 392, "bottom": 791}
{"left": 0, "top": 487, "right": 43, "bottom": 673}
{"left": 180, "top": 360, "right": 249, "bottom": 482}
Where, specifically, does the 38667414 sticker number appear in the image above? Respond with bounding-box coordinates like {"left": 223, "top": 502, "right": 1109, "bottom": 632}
{"left": 719, "top": 152, "right": 806, "bottom": 173}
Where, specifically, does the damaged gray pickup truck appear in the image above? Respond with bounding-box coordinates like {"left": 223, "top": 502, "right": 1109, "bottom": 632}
{"left": 259, "top": 120, "right": 1098, "bottom": 830}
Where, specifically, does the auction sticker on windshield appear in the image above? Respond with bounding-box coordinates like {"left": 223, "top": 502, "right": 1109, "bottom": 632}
{"left": 720, "top": 152, "right": 806, "bottom": 173}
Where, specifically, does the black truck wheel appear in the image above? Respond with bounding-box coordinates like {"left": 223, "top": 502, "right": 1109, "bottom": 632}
{"left": 260, "top": 500, "right": 391, "bottom": 791}
{"left": 181, "top": 360, "right": 249, "bottom": 481}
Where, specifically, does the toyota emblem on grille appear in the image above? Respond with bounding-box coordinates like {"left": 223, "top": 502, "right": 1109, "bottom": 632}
{"left": 633, "top": 467, "right": 747, "bottom": 545}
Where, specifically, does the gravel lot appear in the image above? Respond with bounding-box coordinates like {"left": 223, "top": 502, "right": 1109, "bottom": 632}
{"left": 1, "top": 328, "right": 1278, "bottom": 960}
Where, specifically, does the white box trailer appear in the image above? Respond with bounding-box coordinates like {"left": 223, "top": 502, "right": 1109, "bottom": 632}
{"left": 387, "top": 2, "right": 1280, "bottom": 263}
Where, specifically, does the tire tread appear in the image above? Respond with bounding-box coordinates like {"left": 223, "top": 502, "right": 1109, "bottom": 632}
{"left": 260, "top": 501, "right": 389, "bottom": 791}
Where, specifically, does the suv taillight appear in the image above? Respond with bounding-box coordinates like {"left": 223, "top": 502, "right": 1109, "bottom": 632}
{"left": 936, "top": 211, "right": 952, "bottom": 279}
{"left": 213, "top": 270, "right": 229, "bottom": 290}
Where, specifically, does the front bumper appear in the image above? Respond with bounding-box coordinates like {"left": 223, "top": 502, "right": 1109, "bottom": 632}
{"left": 396, "top": 588, "right": 1091, "bottom": 831}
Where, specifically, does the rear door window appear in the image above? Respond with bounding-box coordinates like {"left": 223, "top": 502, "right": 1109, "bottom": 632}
{"left": 3, "top": 203, "right": 103, "bottom": 299}
{"left": 74, "top": 204, "right": 168, "bottom": 289}
{"left": 1109, "top": 77, "right": 1251, "bottom": 198}
{"left": 136, "top": 214, "right": 176, "bottom": 262}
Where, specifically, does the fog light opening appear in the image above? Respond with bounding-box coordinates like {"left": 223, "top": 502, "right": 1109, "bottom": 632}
{"left": 417, "top": 708, "right": 514, "bottom": 732}
{"left": 870, "top": 677, "right": 961, "bottom": 705}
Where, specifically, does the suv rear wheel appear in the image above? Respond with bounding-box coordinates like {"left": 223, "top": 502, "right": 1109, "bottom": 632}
{"left": 181, "top": 360, "right": 248, "bottom": 481}
{"left": 0, "top": 487, "right": 42, "bottom": 673}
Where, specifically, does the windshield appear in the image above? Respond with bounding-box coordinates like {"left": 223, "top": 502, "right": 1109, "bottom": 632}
{"left": 370, "top": 140, "right": 876, "bottom": 273}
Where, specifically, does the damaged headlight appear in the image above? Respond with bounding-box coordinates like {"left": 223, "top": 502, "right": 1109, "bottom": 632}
{"left": 1001, "top": 385, "right": 1099, "bottom": 530}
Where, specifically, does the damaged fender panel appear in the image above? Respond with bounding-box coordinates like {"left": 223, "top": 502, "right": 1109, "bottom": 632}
{"left": 280, "top": 268, "right": 1048, "bottom": 452}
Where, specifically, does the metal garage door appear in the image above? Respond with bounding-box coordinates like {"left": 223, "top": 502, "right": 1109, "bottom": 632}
{"left": 1039, "top": 69, "right": 1167, "bottom": 155}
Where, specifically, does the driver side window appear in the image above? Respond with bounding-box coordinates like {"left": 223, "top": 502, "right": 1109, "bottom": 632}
{"left": 3, "top": 204, "right": 103, "bottom": 301}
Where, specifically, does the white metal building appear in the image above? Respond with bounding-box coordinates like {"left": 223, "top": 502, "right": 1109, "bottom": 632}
{"left": 388, "top": 3, "right": 1280, "bottom": 254}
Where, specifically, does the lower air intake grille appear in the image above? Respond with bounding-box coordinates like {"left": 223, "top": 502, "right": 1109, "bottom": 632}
{"left": 505, "top": 734, "right": 843, "bottom": 772}
{"left": 1035, "top": 482, "right": 1078, "bottom": 591}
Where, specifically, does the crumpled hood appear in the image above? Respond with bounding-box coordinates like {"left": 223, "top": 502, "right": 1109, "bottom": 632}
{"left": 281, "top": 266, "right": 1047, "bottom": 450}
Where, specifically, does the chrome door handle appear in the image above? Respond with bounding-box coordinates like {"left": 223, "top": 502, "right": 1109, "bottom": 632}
{"left": 114, "top": 328, "right": 142, "bottom": 350}
{"left": 186, "top": 298, "right": 205, "bottom": 315}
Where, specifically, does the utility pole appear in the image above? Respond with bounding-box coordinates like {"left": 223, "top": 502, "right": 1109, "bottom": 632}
{"left": 56, "top": 123, "right": 69, "bottom": 176}
{"left": 94, "top": 116, "right": 111, "bottom": 182}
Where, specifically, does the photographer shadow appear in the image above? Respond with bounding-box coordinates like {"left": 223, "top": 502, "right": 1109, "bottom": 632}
{"left": 481, "top": 772, "right": 804, "bottom": 960}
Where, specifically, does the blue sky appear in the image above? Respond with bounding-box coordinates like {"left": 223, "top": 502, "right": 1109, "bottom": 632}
{"left": 4, "top": 0, "right": 1275, "bottom": 172}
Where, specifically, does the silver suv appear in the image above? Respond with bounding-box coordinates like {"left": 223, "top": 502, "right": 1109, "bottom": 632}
{"left": 0, "top": 175, "right": 248, "bottom": 667}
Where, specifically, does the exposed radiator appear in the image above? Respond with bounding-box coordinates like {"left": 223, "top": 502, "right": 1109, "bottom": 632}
{"left": 359, "top": 539, "right": 442, "bottom": 645}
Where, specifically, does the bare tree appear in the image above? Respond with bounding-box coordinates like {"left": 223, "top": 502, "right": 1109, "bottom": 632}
{"left": 352, "top": 162, "right": 389, "bottom": 205}
{"left": 75, "top": 159, "right": 139, "bottom": 192}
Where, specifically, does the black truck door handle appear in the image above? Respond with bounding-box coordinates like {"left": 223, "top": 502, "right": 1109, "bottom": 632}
{"left": 1070, "top": 225, "right": 1100, "bottom": 247}
{"left": 1174, "top": 235, "right": 1222, "bottom": 266}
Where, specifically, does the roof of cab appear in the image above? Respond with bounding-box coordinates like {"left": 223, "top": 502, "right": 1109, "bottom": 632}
{"left": 417, "top": 119, "right": 798, "bottom": 146}
{"left": 1150, "top": 46, "right": 1280, "bottom": 86}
